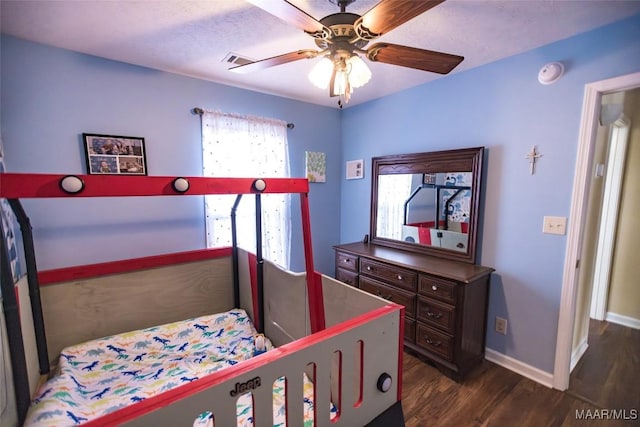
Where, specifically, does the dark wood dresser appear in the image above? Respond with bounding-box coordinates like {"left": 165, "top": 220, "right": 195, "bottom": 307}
{"left": 334, "top": 241, "right": 494, "bottom": 381}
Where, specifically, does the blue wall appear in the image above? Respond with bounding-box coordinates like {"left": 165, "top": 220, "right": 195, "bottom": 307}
{"left": 340, "top": 13, "right": 640, "bottom": 373}
{"left": 0, "top": 35, "right": 342, "bottom": 275}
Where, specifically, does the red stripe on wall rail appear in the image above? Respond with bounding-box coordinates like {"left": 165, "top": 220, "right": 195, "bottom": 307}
{"left": 0, "top": 173, "right": 309, "bottom": 198}
{"left": 38, "top": 247, "right": 232, "bottom": 285}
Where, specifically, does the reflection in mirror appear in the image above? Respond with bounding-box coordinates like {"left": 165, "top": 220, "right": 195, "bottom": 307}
{"left": 370, "top": 147, "right": 484, "bottom": 264}
{"left": 376, "top": 173, "right": 472, "bottom": 253}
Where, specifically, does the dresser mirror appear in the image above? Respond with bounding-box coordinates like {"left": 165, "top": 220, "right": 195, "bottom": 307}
{"left": 370, "top": 147, "right": 484, "bottom": 264}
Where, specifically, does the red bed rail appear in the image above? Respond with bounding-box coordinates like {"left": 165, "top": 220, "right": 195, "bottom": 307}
{"left": 0, "top": 173, "right": 309, "bottom": 198}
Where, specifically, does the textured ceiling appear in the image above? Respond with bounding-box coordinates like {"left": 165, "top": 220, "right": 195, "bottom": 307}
{"left": 2, "top": 1, "right": 640, "bottom": 109}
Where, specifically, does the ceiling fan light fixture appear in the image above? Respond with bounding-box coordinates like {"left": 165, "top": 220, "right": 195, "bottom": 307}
{"left": 346, "top": 55, "right": 371, "bottom": 88}
{"left": 333, "top": 68, "right": 351, "bottom": 96}
{"left": 309, "top": 57, "right": 334, "bottom": 89}
{"left": 309, "top": 54, "right": 371, "bottom": 107}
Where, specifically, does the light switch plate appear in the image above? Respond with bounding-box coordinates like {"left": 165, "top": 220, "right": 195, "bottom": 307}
{"left": 543, "top": 216, "right": 567, "bottom": 235}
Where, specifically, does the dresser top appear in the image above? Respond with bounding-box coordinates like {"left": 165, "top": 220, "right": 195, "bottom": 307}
{"left": 334, "top": 242, "right": 494, "bottom": 283}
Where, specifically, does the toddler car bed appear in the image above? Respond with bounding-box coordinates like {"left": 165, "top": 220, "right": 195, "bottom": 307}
{"left": 0, "top": 173, "right": 405, "bottom": 427}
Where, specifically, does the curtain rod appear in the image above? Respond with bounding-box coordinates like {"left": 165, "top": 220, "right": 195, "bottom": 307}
{"left": 191, "top": 107, "right": 294, "bottom": 129}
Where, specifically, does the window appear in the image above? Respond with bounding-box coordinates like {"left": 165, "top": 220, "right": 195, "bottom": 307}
{"left": 201, "top": 111, "right": 290, "bottom": 268}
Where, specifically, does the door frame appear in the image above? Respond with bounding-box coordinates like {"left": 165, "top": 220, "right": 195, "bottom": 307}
{"left": 590, "top": 115, "right": 630, "bottom": 321}
{"left": 553, "top": 71, "right": 640, "bottom": 390}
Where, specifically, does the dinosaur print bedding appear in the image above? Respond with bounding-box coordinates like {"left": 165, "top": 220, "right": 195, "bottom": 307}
{"left": 24, "top": 308, "right": 278, "bottom": 426}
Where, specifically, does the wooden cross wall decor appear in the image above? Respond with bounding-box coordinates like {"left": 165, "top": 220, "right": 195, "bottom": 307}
{"left": 525, "top": 146, "right": 543, "bottom": 175}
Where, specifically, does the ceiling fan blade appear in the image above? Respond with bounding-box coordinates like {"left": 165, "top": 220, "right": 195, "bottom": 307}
{"left": 367, "top": 43, "right": 463, "bottom": 74}
{"left": 247, "top": 0, "right": 329, "bottom": 38}
{"left": 229, "top": 50, "right": 319, "bottom": 74}
{"left": 358, "top": 0, "right": 445, "bottom": 37}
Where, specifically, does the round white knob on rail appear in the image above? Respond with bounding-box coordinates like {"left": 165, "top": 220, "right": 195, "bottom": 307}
{"left": 59, "top": 175, "right": 85, "bottom": 194}
{"left": 432, "top": 285, "right": 438, "bottom": 291}
{"left": 253, "top": 179, "right": 267, "bottom": 192}
{"left": 172, "top": 177, "right": 190, "bottom": 193}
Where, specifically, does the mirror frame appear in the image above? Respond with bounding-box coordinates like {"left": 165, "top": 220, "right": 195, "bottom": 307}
{"left": 370, "top": 147, "right": 484, "bottom": 264}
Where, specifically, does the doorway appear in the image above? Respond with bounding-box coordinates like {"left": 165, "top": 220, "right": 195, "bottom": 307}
{"left": 566, "top": 87, "right": 640, "bottom": 409}
{"left": 553, "top": 72, "right": 640, "bottom": 391}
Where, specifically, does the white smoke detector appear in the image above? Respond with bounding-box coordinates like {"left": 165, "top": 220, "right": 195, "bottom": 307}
{"left": 538, "top": 62, "right": 564, "bottom": 85}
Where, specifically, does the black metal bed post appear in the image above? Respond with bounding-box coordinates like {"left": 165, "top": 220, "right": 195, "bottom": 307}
{"left": 443, "top": 189, "right": 465, "bottom": 231}
{"left": 254, "top": 193, "right": 264, "bottom": 334}
{"left": 230, "top": 195, "right": 243, "bottom": 309}
{"left": 0, "top": 208, "right": 30, "bottom": 426}
{"left": 403, "top": 186, "right": 423, "bottom": 226}
{"left": 7, "top": 199, "right": 49, "bottom": 375}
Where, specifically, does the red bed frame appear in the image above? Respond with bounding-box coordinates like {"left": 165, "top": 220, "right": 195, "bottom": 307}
{"left": 0, "top": 172, "right": 405, "bottom": 426}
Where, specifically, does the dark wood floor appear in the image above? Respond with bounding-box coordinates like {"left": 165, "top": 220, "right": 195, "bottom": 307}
{"left": 402, "top": 350, "right": 639, "bottom": 427}
{"left": 568, "top": 319, "right": 640, "bottom": 411}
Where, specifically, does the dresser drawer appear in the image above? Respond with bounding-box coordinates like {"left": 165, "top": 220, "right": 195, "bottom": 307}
{"left": 359, "top": 276, "right": 416, "bottom": 318}
{"left": 416, "top": 323, "right": 454, "bottom": 362}
{"left": 360, "top": 258, "right": 417, "bottom": 292}
{"left": 419, "top": 274, "right": 457, "bottom": 304}
{"left": 405, "top": 317, "right": 416, "bottom": 344}
{"left": 417, "top": 297, "right": 456, "bottom": 334}
{"left": 336, "top": 268, "right": 358, "bottom": 287}
{"left": 336, "top": 251, "right": 358, "bottom": 272}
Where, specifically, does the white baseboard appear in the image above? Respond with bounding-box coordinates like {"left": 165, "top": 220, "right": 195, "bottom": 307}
{"left": 606, "top": 312, "right": 640, "bottom": 330}
{"left": 485, "top": 348, "right": 554, "bottom": 388}
{"left": 570, "top": 337, "right": 588, "bottom": 372}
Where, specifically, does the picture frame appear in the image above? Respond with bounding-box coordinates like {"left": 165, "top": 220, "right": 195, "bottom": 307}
{"left": 423, "top": 173, "right": 437, "bottom": 184}
{"left": 83, "top": 133, "right": 147, "bottom": 175}
{"left": 305, "top": 151, "right": 326, "bottom": 183}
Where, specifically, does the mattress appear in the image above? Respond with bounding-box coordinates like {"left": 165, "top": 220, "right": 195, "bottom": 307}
{"left": 24, "top": 309, "right": 274, "bottom": 426}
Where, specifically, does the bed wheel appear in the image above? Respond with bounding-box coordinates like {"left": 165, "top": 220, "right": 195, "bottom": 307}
{"left": 376, "top": 373, "right": 392, "bottom": 392}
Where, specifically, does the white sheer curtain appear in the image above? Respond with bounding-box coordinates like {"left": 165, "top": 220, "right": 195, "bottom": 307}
{"left": 201, "top": 110, "right": 290, "bottom": 268}
{"left": 376, "top": 174, "right": 413, "bottom": 240}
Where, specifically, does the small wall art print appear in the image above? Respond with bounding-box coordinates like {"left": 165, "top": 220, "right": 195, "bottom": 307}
{"left": 305, "top": 151, "right": 326, "bottom": 183}
{"left": 83, "top": 133, "right": 147, "bottom": 175}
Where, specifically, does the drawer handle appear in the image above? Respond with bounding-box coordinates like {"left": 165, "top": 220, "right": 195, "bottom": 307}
{"left": 375, "top": 290, "right": 393, "bottom": 301}
{"left": 343, "top": 259, "right": 351, "bottom": 263}
{"left": 431, "top": 285, "right": 438, "bottom": 291}
{"left": 425, "top": 337, "right": 442, "bottom": 347}
{"left": 426, "top": 311, "right": 443, "bottom": 319}
{"left": 397, "top": 274, "right": 403, "bottom": 280}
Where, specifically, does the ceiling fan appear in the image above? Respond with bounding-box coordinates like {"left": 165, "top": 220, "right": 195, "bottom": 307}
{"left": 231, "top": 0, "right": 464, "bottom": 107}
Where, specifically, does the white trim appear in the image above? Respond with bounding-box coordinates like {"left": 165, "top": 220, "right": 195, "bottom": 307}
{"left": 570, "top": 337, "right": 588, "bottom": 372}
{"left": 590, "top": 116, "right": 630, "bottom": 320}
{"left": 554, "top": 71, "right": 640, "bottom": 391}
{"left": 606, "top": 312, "right": 640, "bottom": 330}
{"left": 485, "top": 349, "right": 554, "bottom": 388}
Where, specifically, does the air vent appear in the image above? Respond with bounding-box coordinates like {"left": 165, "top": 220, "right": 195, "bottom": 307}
{"left": 223, "top": 52, "right": 254, "bottom": 67}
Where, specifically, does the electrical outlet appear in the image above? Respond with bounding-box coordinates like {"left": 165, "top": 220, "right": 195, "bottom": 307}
{"left": 495, "top": 317, "right": 508, "bottom": 335}
{"left": 543, "top": 216, "right": 567, "bottom": 235}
